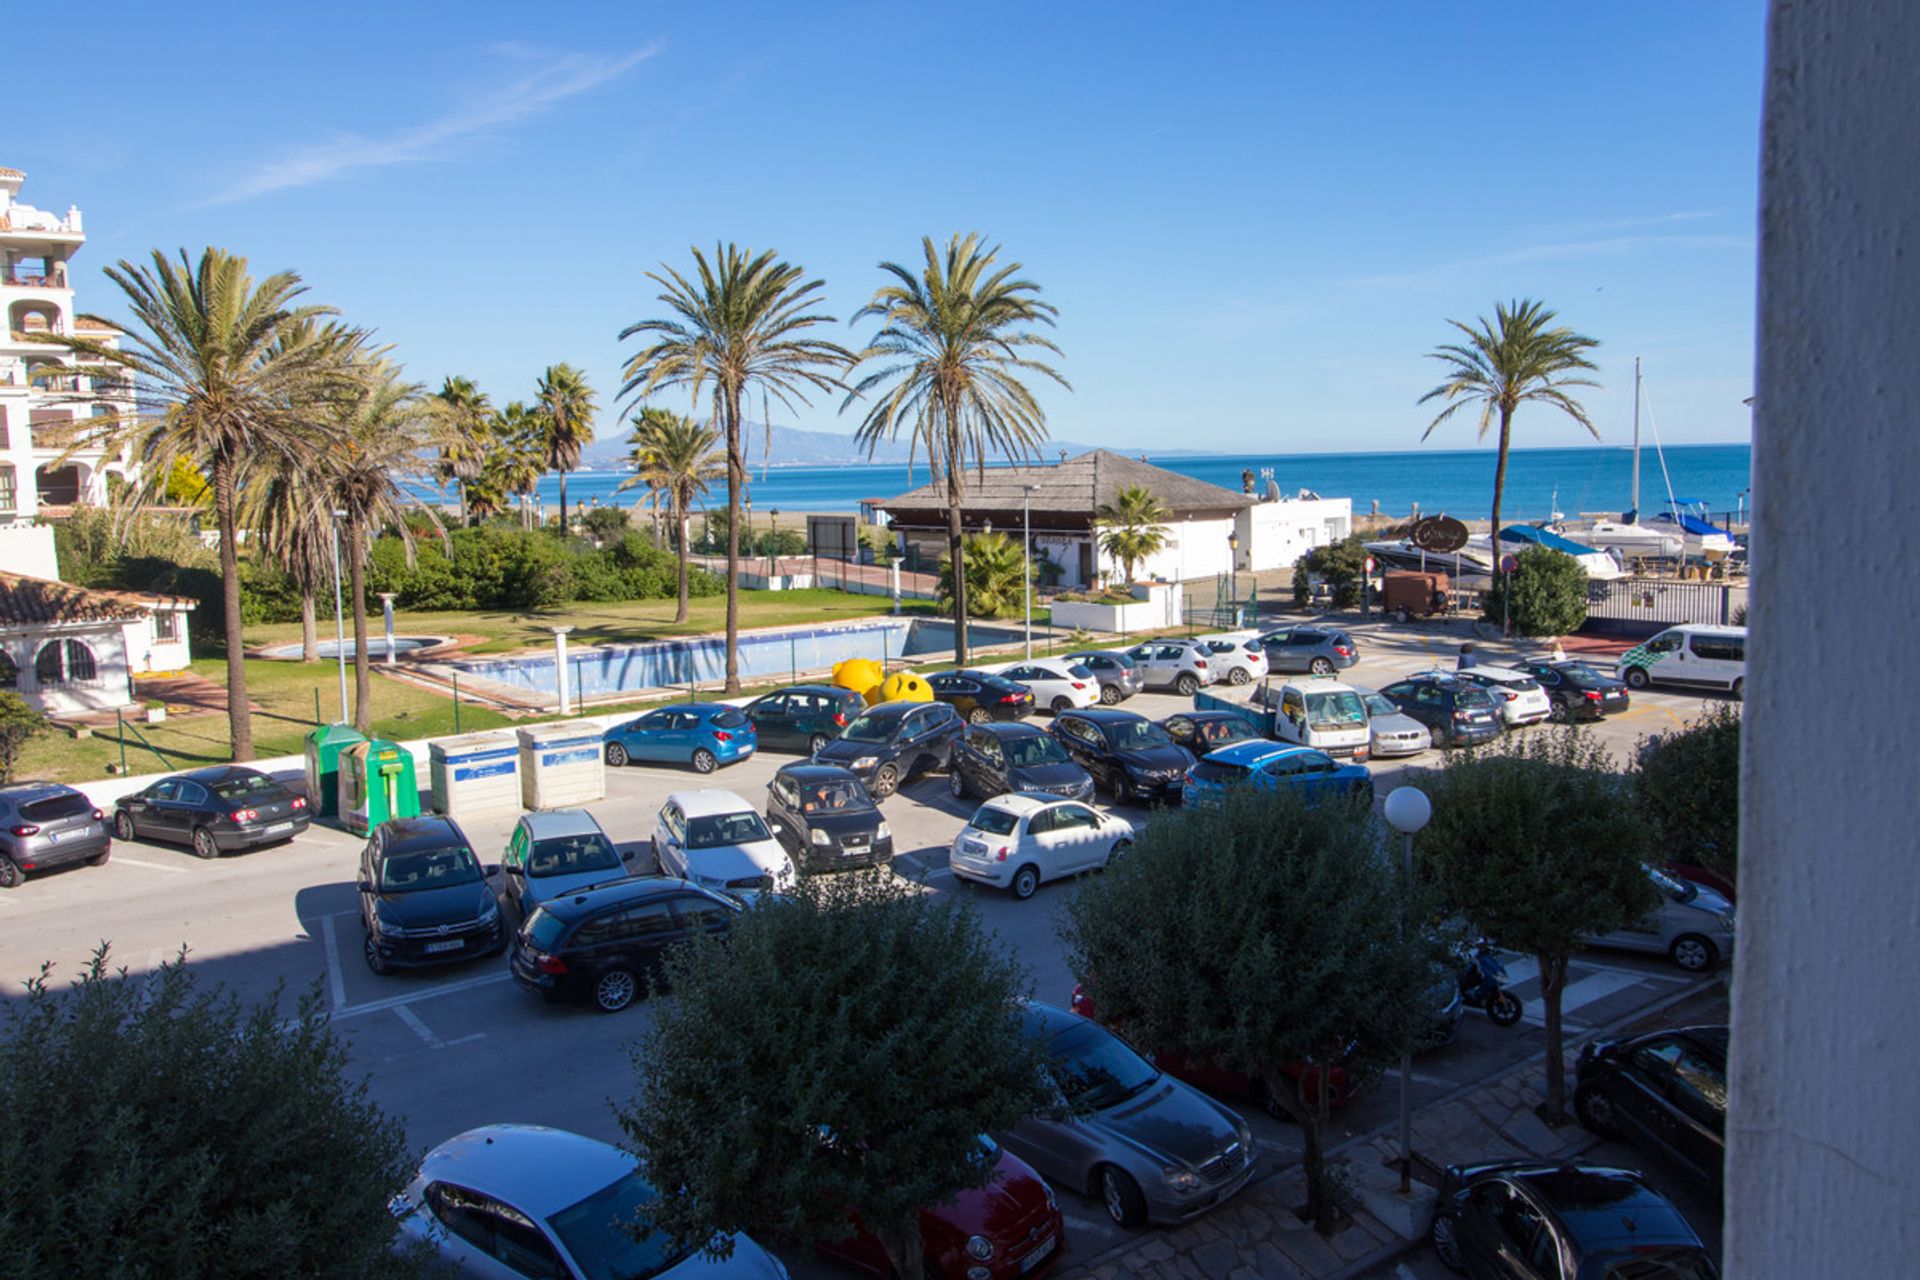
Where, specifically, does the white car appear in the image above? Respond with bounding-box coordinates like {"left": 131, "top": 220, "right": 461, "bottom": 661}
{"left": 980, "top": 658, "right": 1102, "bottom": 714}
{"left": 948, "top": 794, "right": 1133, "bottom": 899}
{"left": 1435, "top": 664, "right": 1554, "bottom": 727}
{"left": 653, "top": 790, "right": 796, "bottom": 892}
{"left": 1590, "top": 865, "right": 1738, "bottom": 973}
{"left": 1193, "top": 632, "right": 1269, "bottom": 686}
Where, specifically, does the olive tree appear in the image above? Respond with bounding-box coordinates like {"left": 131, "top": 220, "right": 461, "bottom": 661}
{"left": 1419, "top": 729, "right": 1659, "bottom": 1123}
{"left": 1060, "top": 787, "right": 1450, "bottom": 1235}
{"left": 1635, "top": 703, "right": 1741, "bottom": 883}
{"left": 616, "top": 874, "right": 1050, "bottom": 1280}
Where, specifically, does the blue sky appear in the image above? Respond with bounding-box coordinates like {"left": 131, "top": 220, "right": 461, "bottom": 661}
{"left": 10, "top": 2, "right": 1764, "bottom": 454}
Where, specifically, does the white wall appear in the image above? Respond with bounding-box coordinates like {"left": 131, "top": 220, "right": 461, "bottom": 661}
{"left": 4, "top": 625, "right": 135, "bottom": 715}
{"left": 121, "top": 606, "right": 193, "bottom": 675}
{"left": 1728, "top": 4, "right": 1920, "bottom": 1275}
{"left": 0, "top": 523, "right": 58, "bottom": 579}
{"left": 1103, "top": 514, "right": 1235, "bottom": 584}
{"left": 1236, "top": 497, "right": 1352, "bottom": 573}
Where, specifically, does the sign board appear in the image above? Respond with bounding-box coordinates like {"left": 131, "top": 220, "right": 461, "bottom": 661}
{"left": 1500, "top": 554, "right": 1519, "bottom": 574}
{"left": 1409, "top": 514, "right": 1470, "bottom": 553}
{"left": 1364, "top": 556, "right": 1376, "bottom": 574}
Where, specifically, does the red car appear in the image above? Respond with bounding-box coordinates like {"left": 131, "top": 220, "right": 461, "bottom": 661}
{"left": 813, "top": 1137, "right": 1066, "bottom": 1280}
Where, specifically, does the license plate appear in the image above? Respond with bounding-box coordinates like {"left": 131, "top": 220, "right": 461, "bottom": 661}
{"left": 423, "top": 939, "right": 464, "bottom": 954}
{"left": 1022, "top": 1234, "right": 1056, "bottom": 1271}
{"left": 963, "top": 839, "right": 986, "bottom": 854}
{"left": 842, "top": 837, "right": 867, "bottom": 848}
{"left": 267, "top": 822, "right": 294, "bottom": 835}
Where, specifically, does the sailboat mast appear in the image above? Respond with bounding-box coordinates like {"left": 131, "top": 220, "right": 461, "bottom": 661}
{"left": 1631, "top": 356, "right": 1642, "bottom": 515}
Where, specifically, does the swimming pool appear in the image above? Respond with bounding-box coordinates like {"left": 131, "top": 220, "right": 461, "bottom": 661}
{"left": 258, "top": 636, "right": 448, "bottom": 660}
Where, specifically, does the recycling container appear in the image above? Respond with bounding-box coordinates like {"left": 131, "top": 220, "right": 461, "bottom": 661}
{"left": 517, "top": 723, "right": 606, "bottom": 810}
{"left": 429, "top": 731, "right": 522, "bottom": 823}
{"left": 338, "top": 738, "right": 421, "bottom": 836}
{"left": 304, "top": 723, "right": 366, "bottom": 819}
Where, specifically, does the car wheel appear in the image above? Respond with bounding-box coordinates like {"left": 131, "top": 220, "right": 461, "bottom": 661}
{"left": 1310, "top": 657, "right": 1334, "bottom": 675}
{"left": 113, "top": 811, "right": 135, "bottom": 841}
{"left": 948, "top": 770, "right": 968, "bottom": 800}
{"left": 1050, "top": 695, "right": 1073, "bottom": 713}
{"left": 967, "top": 707, "right": 991, "bottom": 725}
{"left": 191, "top": 827, "right": 219, "bottom": 860}
{"left": 810, "top": 732, "right": 832, "bottom": 755}
{"left": 362, "top": 932, "right": 392, "bottom": 976}
{"left": 690, "top": 748, "right": 718, "bottom": 774}
{"left": 1393, "top": 606, "right": 1411, "bottom": 625}
{"left": 1575, "top": 1084, "right": 1622, "bottom": 1137}
{"left": 1108, "top": 770, "right": 1133, "bottom": 805}
{"left": 605, "top": 742, "right": 630, "bottom": 767}
{"left": 1430, "top": 1210, "right": 1465, "bottom": 1273}
{"left": 1623, "top": 667, "right": 1650, "bottom": 690}
{"left": 87, "top": 845, "right": 111, "bottom": 868}
{"left": 1228, "top": 666, "right": 1251, "bottom": 685}
{"left": 1011, "top": 864, "right": 1040, "bottom": 900}
{"left": 1670, "top": 933, "right": 1719, "bottom": 972}
{"left": 1100, "top": 683, "right": 1123, "bottom": 705}
{"left": 1175, "top": 673, "right": 1199, "bottom": 696}
{"left": 593, "top": 968, "right": 640, "bottom": 1013}
{"left": 871, "top": 764, "right": 900, "bottom": 799}
{"left": 0, "top": 855, "right": 21, "bottom": 889}
{"left": 1259, "top": 1076, "right": 1297, "bottom": 1122}
{"left": 1107, "top": 837, "right": 1132, "bottom": 864}
{"left": 1730, "top": 677, "right": 1744, "bottom": 701}
{"left": 1097, "top": 1165, "right": 1147, "bottom": 1229}
{"left": 1548, "top": 699, "right": 1571, "bottom": 724}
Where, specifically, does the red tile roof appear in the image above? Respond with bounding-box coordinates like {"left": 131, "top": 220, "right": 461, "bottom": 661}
{"left": 0, "top": 572, "right": 194, "bottom": 627}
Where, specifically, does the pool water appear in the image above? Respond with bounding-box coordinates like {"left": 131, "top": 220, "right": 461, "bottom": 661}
{"left": 259, "top": 636, "right": 446, "bottom": 660}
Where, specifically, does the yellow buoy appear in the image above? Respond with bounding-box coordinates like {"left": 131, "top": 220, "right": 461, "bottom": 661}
{"left": 867, "top": 670, "right": 933, "bottom": 706}
{"left": 832, "top": 658, "right": 885, "bottom": 700}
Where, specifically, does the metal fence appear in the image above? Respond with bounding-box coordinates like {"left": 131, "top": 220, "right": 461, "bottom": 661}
{"left": 1585, "top": 576, "right": 1748, "bottom": 633}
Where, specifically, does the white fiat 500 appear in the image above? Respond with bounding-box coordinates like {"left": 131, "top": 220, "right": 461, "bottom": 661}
{"left": 652, "top": 790, "right": 796, "bottom": 893}
{"left": 949, "top": 794, "right": 1134, "bottom": 900}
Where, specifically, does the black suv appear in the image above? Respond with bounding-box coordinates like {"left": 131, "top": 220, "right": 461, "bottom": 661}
{"left": 358, "top": 816, "right": 505, "bottom": 975}
{"left": 948, "top": 721, "right": 1095, "bottom": 803}
{"left": 1259, "top": 626, "right": 1359, "bottom": 675}
{"left": 1511, "top": 658, "right": 1632, "bottom": 722}
{"left": 927, "top": 669, "right": 1036, "bottom": 724}
{"left": 510, "top": 876, "right": 741, "bottom": 1012}
{"left": 0, "top": 783, "right": 110, "bottom": 888}
{"left": 812, "top": 700, "right": 963, "bottom": 798}
{"left": 742, "top": 684, "right": 867, "bottom": 754}
{"left": 1431, "top": 1161, "right": 1719, "bottom": 1279}
{"left": 765, "top": 763, "right": 892, "bottom": 873}
{"left": 1575, "top": 1025, "right": 1727, "bottom": 1191}
{"left": 1377, "top": 674, "right": 1503, "bottom": 747}
{"left": 1157, "top": 710, "right": 1265, "bottom": 755}
{"left": 1048, "top": 709, "right": 1195, "bottom": 805}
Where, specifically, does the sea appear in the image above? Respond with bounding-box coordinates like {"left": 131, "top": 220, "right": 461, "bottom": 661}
{"left": 434, "top": 443, "right": 1753, "bottom": 525}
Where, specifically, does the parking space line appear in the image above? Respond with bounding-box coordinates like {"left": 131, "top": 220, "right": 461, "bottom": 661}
{"left": 320, "top": 915, "right": 347, "bottom": 1012}
{"left": 1059, "top": 1213, "right": 1108, "bottom": 1236}
{"left": 1383, "top": 1066, "right": 1457, "bottom": 1088}
{"left": 330, "top": 971, "right": 512, "bottom": 1021}
{"left": 393, "top": 1005, "right": 445, "bottom": 1049}
{"left": 115, "top": 857, "right": 188, "bottom": 874}
{"left": 1522, "top": 969, "right": 1643, "bottom": 1027}
{"left": 444, "top": 1032, "right": 486, "bottom": 1048}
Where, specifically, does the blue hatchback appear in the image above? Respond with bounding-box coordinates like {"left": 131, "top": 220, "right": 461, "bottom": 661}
{"left": 1181, "top": 741, "right": 1372, "bottom": 808}
{"left": 602, "top": 704, "right": 755, "bottom": 774}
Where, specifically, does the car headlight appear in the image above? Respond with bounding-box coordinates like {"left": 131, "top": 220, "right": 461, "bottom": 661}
{"left": 1235, "top": 1119, "right": 1253, "bottom": 1150}
{"left": 965, "top": 1235, "right": 994, "bottom": 1261}
{"left": 1717, "top": 910, "right": 1737, "bottom": 932}
{"left": 1044, "top": 1181, "right": 1057, "bottom": 1210}
{"left": 695, "top": 873, "right": 725, "bottom": 889}
{"left": 371, "top": 911, "right": 394, "bottom": 936}
{"left": 876, "top": 821, "right": 892, "bottom": 841}
{"left": 478, "top": 895, "right": 500, "bottom": 921}
{"left": 1162, "top": 1165, "right": 1200, "bottom": 1193}
{"left": 852, "top": 755, "right": 878, "bottom": 771}
{"left": 810, "top": 828, "right": 832, "bottom": 847}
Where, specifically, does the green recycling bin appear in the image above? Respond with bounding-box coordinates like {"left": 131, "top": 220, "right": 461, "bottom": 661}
{"left": 304, "top": 723, "right": 367, "bottom": 819}
{"left": 338, "top": 739, "right": 420, "bottom": 836}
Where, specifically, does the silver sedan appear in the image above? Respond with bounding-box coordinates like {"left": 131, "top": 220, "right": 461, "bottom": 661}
{"left": 1358, "top": 687, "right": 1432, "bottom": 757}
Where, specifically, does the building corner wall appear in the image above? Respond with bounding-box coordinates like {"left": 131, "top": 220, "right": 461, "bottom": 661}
{"left": 1730, "top": 3, "right": 1920, "bottom": 1275}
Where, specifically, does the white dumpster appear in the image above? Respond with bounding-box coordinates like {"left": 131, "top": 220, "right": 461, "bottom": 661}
{"left": 517, "top": 723, "right": 606, "bottom": 810}
{"left": 429, "top": 732, "right": 522, "bottom": 823}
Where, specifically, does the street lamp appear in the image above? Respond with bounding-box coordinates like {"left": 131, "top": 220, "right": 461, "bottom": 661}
{"left": 1023, "top": 484, "right": 1038, "bottom": 659}
{"left": 769, "top": 508, "right": 781, "bottom": 582}
{"left": 1384, "top": 784, "right": 1433, "bottom": 1195}
{"left": 1227, "top": 530, "right": 1241, "bottom": 619}
{"left": 329, "top": 509, "right": 349, "bottom": 723}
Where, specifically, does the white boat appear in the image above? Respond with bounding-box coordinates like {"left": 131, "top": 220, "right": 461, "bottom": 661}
{"left": 1363, "top": 539, "right": 1494, "bottom": 589}
{"left": 1649, "top": 503, "right": 1738, "bottom": 558}
{"left": 1559, "top": 517, "right": 1685, "bottom": 560}
{"left": 1468, "top": 526, "right": 1629, "bottom": 582}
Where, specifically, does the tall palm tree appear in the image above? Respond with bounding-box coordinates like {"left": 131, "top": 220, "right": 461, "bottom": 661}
{"left": 1095, "top": 484, "right": 1173, "bottom": 585}
{"left": 247, "top": 457, "right": 335, "bottom": 664}
{"left": 1420, "top": 299, "right": 1601, "bottom": 597}
{"left": 617, "top": 407, "right": 724, "bottom": 622}
{"left": 535, "top": 363, "right": 597, "bottom": 533}
{"left": 488, "top": 402, "right": 546, "bottom": 530}
{"left": 619, "top": 244, "right": 852, "bottom": 693}
{"left": 845, "top": 233, "right": 1068, "bottom": 664}
{"left": 26, "top": 248, "right": 344, "bottom": 761}
{"left": 433, "top": 375, "right": 494, "bottom": 527}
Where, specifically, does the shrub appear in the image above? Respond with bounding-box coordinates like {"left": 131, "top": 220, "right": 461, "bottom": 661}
{"left": 1292, "top": 534, "right": 1369, "bottom": 608}
{"left": 581, "top": 506, "right": 631, "bottom": 543}
{"left": 0, "top": 692, "right": 47, "bottom": 783}
{"left": 1481, "top": 543, "right": 1590, "bottom": 636}
{"left": 1634, "top": 704, "right": 1741, "bottom": 882}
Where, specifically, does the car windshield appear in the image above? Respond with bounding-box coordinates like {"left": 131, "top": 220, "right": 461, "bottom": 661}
{"left": 525, "top": 906, "right": 568, "bottom": 950}
{"left": 1362, "top": 693, "right": 1399, "bottom": 717}
{"left": 1647, "top": 865, "right": 1699, "bottom": 903}
{"left": 21, "top": 793, "right": 91, "bottom": 822}
{"left": 1049, "top": 1022, "right": 1160, "bottom": 1110}
{"left": 685, "top": 812, "right": 772, "bottom": 849}
{"left": 709, "top": 708, "right": 748, "bottom": 729}
{"left": 378, "top": 845, "right": 481, "bottom": 892}
{"left": 1005, "top": 735, "right": 1071, "bottom": 768}
{"left": 1064, "top": 663, "right": 1095, "bottom": 679}
{"left": 969, "top": 806, "right": 1021, "bottom": 837}
{"left": 1190, "top": 758, "right": 1247, "bottom": 785}
{"left": 1557, "top": 661, "right": 1607, "bottom": 682}
{"left": 210, "top": 774, "right": 277, "bottom": 800}
{"left": 528, "top": 834, "right": 621, "bottom": 878}
{"left": 1197, "top": 719, "right": 1254, "bottom": 744}
{"left": 1304, "top": 691, "right": 1367, "bottom": 728}
{"left": 1456, "top": 688, "right": 1499, "bottom": 710}
{"left": 1106, "top": 720, "right": 1172, "bottom": 751}
{"left": 799, "top": 778, "right": 874, "bottom": 812}
{"left": 840, "top": 713, "right": 900, "bottom": 743}
{"left": 546, "top": 1169, "right": 693, "bottom": 1280}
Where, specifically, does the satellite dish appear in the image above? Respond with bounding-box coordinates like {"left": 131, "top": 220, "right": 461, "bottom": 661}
{"left": 1409, "top": 514, "right": 1470, "bottom": 553}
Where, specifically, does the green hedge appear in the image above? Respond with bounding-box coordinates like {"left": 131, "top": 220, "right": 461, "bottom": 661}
{"left": 361, "top": 527, "right": 721, "bottom": 611}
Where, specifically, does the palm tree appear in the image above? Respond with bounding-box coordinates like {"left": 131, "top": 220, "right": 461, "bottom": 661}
{"left": 618, "top": 407, "right": 724, "bottom": 622}
{"left": 1420, "top": 299, "right": 1601, "bottom": 597}
{"left": 464, "top": 472, "right": 507, "bottom": 522}
{"left": 535, "top": 363, "right": 597, "bottom": 533}
{"left": 26, "top": 248, "right": 344, "bottom": 761}
{"left": 247, "top": 457, "right": 335, "bottom": 664}
{"left": 433, "top": 376, "right": 494, "bottom": 527}
{"left": 488, "top": 402, "right": 546, "bottom": 530}
{"left": 1095, "top": 484, "right": 1172, "bottom": 585}
{"left": 619, "top": 244, "right": 852, "bottom": 693}
{"left": 936, "top": 531, "right": 1033, "bottom": 619}
{"left": 846, "top": 233, "right": 1068, "bottom": 664}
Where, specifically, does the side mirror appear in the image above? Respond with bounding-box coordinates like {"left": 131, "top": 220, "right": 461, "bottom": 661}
{"left": 769, "top": 823, "right": 784, "bottom": 835}
{"left": 504, "top": 865, "right": 523, "bottom": 876}
{"left": 483, "top": 863, "right": 502, "bottom": 878}
{"left": 356, "top": 877, "right": 372, "bottom": 892}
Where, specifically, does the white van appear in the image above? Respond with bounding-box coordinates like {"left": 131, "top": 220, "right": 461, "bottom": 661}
{"left": 1271, "top": 678, "right": 1372, "bottom": 760}
{"left": 1615, "top": 624, "right": 1747, "bottom": 697}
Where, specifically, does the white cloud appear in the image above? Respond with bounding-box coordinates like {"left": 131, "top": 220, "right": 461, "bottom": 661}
{"left": 1346, "top": 233, "right": 1754, "bottom": 288}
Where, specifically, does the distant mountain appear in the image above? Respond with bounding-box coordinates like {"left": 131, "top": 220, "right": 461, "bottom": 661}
{"left": 575, "top": 421, "right": 1117, "bottom": 471}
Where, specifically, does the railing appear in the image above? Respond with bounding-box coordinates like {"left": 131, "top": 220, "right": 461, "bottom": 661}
{"left": 1585, "top": 576, "right": 1748, "bottom": 632}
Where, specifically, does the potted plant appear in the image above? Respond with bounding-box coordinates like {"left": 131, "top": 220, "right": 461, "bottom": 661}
{"left": 144, "top": 700, "right": 167, "bottom": 725}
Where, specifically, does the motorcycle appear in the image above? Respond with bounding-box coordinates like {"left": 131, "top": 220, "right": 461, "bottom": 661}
{"left": 1458, "top": 940, "right": 1523, "bottom": 1026}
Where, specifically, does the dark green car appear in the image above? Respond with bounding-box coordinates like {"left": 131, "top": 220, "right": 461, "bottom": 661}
{"left": 742, "top": 684, "right": 867, "bottom": 755}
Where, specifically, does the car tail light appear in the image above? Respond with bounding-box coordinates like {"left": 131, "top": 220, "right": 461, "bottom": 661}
{"left": 1193, "top": 659, "right": 1207, "bottom": 668}
{"left": 91, "top": 808, "right": 105, "bottom": 821}
{"left": 535, "top": 955, "right": 569, "bottom": 975}
{"left": 713, "top": 731, "right": 732, "bottom": 742}
{"left": 1500, "top": 691, "right": 1517, "bottom": 701}
{"left": 833, "top": 712, "right": 847, "bottom": 726}
{"left": 291, "top": 796, "right": 308, "bottom": 811}
{"left": 1335, "top": 645, "right": 1354, "bottom": 657}
{"left": 995, "top": 846, "right": 1010, "bottom": 861}
{"left": 232, "top": 808, "right": 260, "bottom": 823}
{"left": 999, "top": 693, "right": 1023, "bottom": 703}
{"left": 10, "top": 824, "right": 38, "bottom": 837}
{"left": 1071, "top": 681, "right": 1087, "bottom": 690}
{"left": 1584, "top": 690, "right": 1603, "bottom": 701}
{"left": 20, "top": 861, "right": 36, "bottom": 870}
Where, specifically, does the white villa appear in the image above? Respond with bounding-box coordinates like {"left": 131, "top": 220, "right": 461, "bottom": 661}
{"left": 0, "top": 572, "right": 193, "bottom": 717}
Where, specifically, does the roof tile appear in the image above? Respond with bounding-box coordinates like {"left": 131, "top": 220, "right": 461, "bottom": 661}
{"left": 877, "top": 449, "right": 1252, "bottom": 516}
{"left": 0, "top": 572, "right": 194, "bottom": 628}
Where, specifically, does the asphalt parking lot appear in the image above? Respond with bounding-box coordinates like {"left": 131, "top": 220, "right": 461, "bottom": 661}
{"left": 0, "top": 621, "right": 1729, "bottom": 1277}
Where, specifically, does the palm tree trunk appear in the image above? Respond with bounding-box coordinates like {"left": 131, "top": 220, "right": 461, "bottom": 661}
{"left": 558, "top": 470, "right": 569, "bottom": 534}
{"left": 946, "top": 412, "right": 969, "bottom": 665}
{"left": 213, "top": 458, "right": 254, "bottom": 761}
{"left": 349, "top": 515, "right": 372, "bottom": 734}
{"left": 674, "top": 497, "right": 691, "bottom": 624}
{"left": 456, "top": 480, "right": 468, "bottom": 530}
{"left": 723, "top": 386, "right": 744, "bottom": 693}
{"left": 1491, "top": 404, "right": 1513, "bottom": 627}
{"left": 300, "top": 589, "right": 319, "bottom": 663}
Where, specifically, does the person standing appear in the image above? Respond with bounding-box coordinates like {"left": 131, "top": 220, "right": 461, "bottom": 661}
{"left": 1457, "top": 642, "right": 1477, "bottom": 671}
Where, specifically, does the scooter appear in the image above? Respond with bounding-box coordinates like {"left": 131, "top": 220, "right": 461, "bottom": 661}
{"left": 1458, "top": 941, "right": 1523, "bottom": 1026}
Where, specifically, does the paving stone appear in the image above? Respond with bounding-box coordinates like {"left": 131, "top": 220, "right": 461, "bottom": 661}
{"left": 1228, "top": 1267, "right": 1263, "bottom": 1280}
{"left": 1136, "top": 1240, "right": 1175, "bottom": 1264}
{"left": 1253, "top": 1240, "right": 1312, "bottom": 1278}
{"left": 1191, "top": 1239, "right": 1241, "bottom": 1276}
{"left": 1328, "top": 1218, "right": 1382, "bottom": 1261}
{"left": 1267, "top": 1226, "right": 1345, "bottom": 1275}
{"left": 1502, "top": 1106, "right": 1564, "bottom": 1156}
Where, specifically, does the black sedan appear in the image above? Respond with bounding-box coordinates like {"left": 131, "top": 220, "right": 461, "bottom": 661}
{"left": 948, "top": 721, "right": 1096, "bottom": 803}
{"left": 1512, "top": 658, "right": 1632, "bottom": 722}
{"left": 765, "top": 763, "right": 892, "bottom": 873}
{"left": 358, "top": 815, "right": 505, "bottom": 975}
{"left": 113, "top": 765, "right": 310, "bottom": 859}
{"left": 1157, "top": 710, "right": 1265, "bottom": 756}
{"left": 927, "top": 669, "right": 1036, "bottom": 724}
{"left": 510, "top": 876, "right": 740, "bottom": 1012}
{"left": 1430, "top": 1161, "right": 1719, "bottom": 1278}
{"left": 1048, "top": 709, "right": 1195, "bottom": 806}
{"left": 1576, "top": 1025, "right": 1727, "bottom": 1192}
{"left": 812, "top": 700, "right": 964, "bottom": 799}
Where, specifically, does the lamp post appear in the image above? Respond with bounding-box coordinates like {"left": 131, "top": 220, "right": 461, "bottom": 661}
{"left": 1227, "top": 530, "right": 1241, "bottom": 622}
{"left": 329, "top": 509, "right": 349, "bottom": 723}
{"left": 1023, "top": 484, "right": 1038, "bottom": 659}
{"left": 378, "top": 593, "right": 398, "bottom": 666}
{"left": 768, "top": 508, "right": 780, "bottom": 583}
{"left": 1384, "top": 784, "right": 1433, "bottom": 1195}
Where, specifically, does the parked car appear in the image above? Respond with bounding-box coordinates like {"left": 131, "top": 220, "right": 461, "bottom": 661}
{"left": 0, "top": 783, "right": 110, "bottom": 888}
{"left": 813, "top": 700, "right": 964, "bottom": 799}
{"left": 1267, "top": 678, "right": 1373, "bottom": 759}
{"left": 1429, "top": 1160, "right": 1720, "bottom": 1279}
{"left": 1615, "top": 624, "right": 1747, "bottom": 697}
{"left": 358, "top": 815, "right": 504, "bottom": 975}
{"left": 602, "top": 703, "right": 755, "bottom": 773}
{"left": 978, "top": 659, "right": 1101, "bottom": 714}
{"left": 1062, "top": 649, "right": 1145, "bottom": 704}
{"left": 1354, "top": 686, "right": 1432, "bottom": 758}
{"left": 1576, "top": 1025, "right": 1728, "bottom": 1191}
{"left": 1192, "top": 632, "right": 1269, "bottom": 685}
{"left": 948, "top": 794, "right": 1133, "bottom": 899}
{"left": 1120, "top": 639, "right": 1215, "bottom": 695}
{"left": 1048, "top": 709, "right": 1195, "bottom": 806}
{"left": 765, "top": 763, "right": 892, "bottom": 873}
{"left": 110, "top": 765, "right": 309, "bottom": 859}
{"left": 1257, "top": 626, "right": 1359, "bottom": 675}
{"left": 1589, "top": 865, "right": 1737, "bottom": 972}
{"left": 1510, "top": 658, "right": 1632, "bottom": 722}
{"left": 948, "top": 721, "right": 1096, "bottom": 803}
{"left": 510, "top": 875, "right": 741, "bottom": 1011}
{"left": 501, "top": 809, "right": 626, "bottom": 921}
{"left": 741, "top": 683, "right": 866, "bottom": 755}
{"left": 813, "top": 1135, "right": 1066, "bottom": 1280}
{"left": 995, "top": 1001, "right": 1256, "bottom": 1228}
{"left": 927, "top": 668, "right": 1036, "bottom": 723}
{"left": 1156, "top": 709, "right": 1266, "bottom": 756}
{"left": 392, "top": 1124, "right": 784, "bottom": 1278}
{"left": 1377, "top": 674, "right": 1504, "bottom": 747}
{"left": 1439, "top": 665, "right": 1554, "bottom": 727}
{"left": 1181, "top": 742, "right": 1373, "bottom": 808}
{"left": 652, "top": 790, "right": 796, "bottom": 893}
